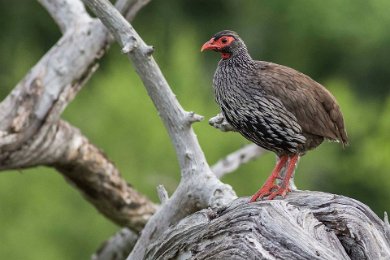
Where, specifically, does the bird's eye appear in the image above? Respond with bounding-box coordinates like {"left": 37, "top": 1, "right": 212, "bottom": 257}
{"left": 221, "top": 37, "right": 228, "bottom": 44}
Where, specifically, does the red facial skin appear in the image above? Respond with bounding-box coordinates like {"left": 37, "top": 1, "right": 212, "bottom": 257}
{"left": 201, "top": 36, "right": 235, "bottom": 59}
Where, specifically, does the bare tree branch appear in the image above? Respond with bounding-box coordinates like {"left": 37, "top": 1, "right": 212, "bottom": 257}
{"left": 211, "top": 143, "right": 266, "bottom": 178}
{"left": 118, "top": 0, "right": 151, "bottom": 21}
{"left": 156, "top": 184, "right": 169, "bottom": 204}
{"left": 92, "top": 228, "right": 138, "bottom": 260}
{"left": 81, "top": 0, "right": 237, "bottom": 258}
{"left": 146, "top": 192, "right": 390, "bottom": 259}
{"left": 38, "top": 0, "right": 91, "bottom": 33}
{"left": 53, "top": 120, "right": 157, "bottom": 229}
{"left": 0, "top": 3, "right": 105, "bottom": 162}
{"left": 0, "top": 0, "right": 155, "bottom": 232}
{"left": 209, "top": 112, "right": 236, "bottom": 132}
{"left": 3, "top": 2, "right": 387, "bottom": 259}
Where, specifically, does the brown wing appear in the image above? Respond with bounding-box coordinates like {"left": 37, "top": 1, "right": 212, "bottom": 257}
{"left": 255, "top": 61, "right": 348, "bottom": 145}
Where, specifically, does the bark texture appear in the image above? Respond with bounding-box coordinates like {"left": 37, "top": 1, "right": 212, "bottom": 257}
{"left": 3, "top": 1, "right": 388, "bottom": 260}
{"left": 146, "top": 191, "right": 390, "bottom": 260}
{"left": 0, "top": 0, "right": 156, "bottom": 232}
{"left": 81, "top": 1, "right": 237, "bottom": 259}
{"left": 92, "top": 228, "right": 139, "bottom": 260}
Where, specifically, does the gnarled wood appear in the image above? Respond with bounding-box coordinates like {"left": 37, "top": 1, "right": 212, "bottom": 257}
{"left": 146, "top": 191, "right": 390, "bottom": 260}
{"left": 92, "top": 228, "right": 139, "bottom": 260}
{"left": 0, "top": 0, "right": 156, "bottom": 232}
{"left": 3, "top": 2, "right": 387, "bottom": 260}
{"left": 81, "top": 1, "right": 237, "bottom": 259}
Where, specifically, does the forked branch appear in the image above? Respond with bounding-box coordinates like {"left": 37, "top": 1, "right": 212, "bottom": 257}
{"left": 82, "top": 0, "right": 237, "bottom": 259}
{"left": 0, "top": 0, "right": 156, "bottom": 232}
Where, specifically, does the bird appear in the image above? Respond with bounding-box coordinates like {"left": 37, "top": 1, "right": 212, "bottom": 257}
{"left": 201, "top": 30, "right": 348, "bottom": 202}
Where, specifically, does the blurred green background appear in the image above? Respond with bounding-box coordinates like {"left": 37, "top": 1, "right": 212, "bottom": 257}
{"left": 1, "top": 0, "right": 390, "bottom": 259}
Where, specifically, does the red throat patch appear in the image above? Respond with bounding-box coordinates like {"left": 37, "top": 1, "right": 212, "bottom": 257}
{"left": 221, "top": 52, "right": 231, "bottom": 59}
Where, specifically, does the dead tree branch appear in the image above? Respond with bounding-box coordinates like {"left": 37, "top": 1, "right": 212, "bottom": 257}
{"left": 38, "top": 0, "right": 91, "bottom": 33}
{"left": 146, "top": 192, "right": 390, "bottom": 260}
{"left": 209, "top": 112, "right": 236, "bottom": 132}
{"left": 81, "top": 0, "right": 237, "bottom": 258}
{"left": 0, "top": 0, "right": 155, "bottom": 232}
{"left": 212, "top": 143, "right": 266, "bottom": 179}
{"left": 92, "top": 228, "right": 139, "bottom": 260}
{"left": 5, "top": 1, "right": 386, "bottom": 260}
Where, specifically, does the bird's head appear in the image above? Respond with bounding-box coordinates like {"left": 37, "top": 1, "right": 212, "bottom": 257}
{"left": 201, "top": 30, "right": 247, "bottom": 60}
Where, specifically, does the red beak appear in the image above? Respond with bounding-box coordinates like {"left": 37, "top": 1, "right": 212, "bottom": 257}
{"left": 201, "top": 38, "right": 218, "bottom": 52}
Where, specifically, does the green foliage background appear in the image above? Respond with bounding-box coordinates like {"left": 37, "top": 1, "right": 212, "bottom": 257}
{"left": 1, "top": 0, "right": 389, "bottom": 259}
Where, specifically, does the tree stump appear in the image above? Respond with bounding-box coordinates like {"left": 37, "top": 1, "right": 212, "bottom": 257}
{"left": 145, "top": 191, "right": 390, "bottom": 260}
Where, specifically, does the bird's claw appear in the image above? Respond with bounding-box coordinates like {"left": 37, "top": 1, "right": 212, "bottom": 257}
{"left": 249, "top": 185, "right": 280, "bottom": 202}
{"left": 268, "top": 187, "right": 291, "bottom": 200}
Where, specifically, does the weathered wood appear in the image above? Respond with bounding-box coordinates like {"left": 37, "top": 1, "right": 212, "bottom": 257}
{"left": 212, "top": 143, "right": 266, "bottom": 179}
{"left": 81, "top": 1, "right": 237, "bottom": 259}
{"left": 4, "top": 2, "right": 386, "bottom": 260}
{"left": 209, "top": 112, "right": 236, "bottom": 132}
{"left": 0, "top": 0, "right": 156, "bottom": 232}
{"left": 92, "top": 228, "right": 139, "bottom": 260}
{"left": 146, "top": 191, "right": 390, "bottom": 260}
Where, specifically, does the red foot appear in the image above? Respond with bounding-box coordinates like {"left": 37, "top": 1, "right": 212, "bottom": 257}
{"left": 268, "top": 187, "right": 291, "bottom": 200}
{"left": 249, "top": 155, "right": 288, "bottom": 202}
{"left": 249, "top": 154, "right": 299, "bottom": 202}
{"left": 249, "top": 185, "right": 280, "bottom": 202}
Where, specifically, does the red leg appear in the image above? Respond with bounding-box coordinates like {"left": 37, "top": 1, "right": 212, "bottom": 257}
{"left": 249, "top": 155, "right": 288, "bottom": 202}
{"left": 268, "top": 154, "right": 299, "bottom": 200}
